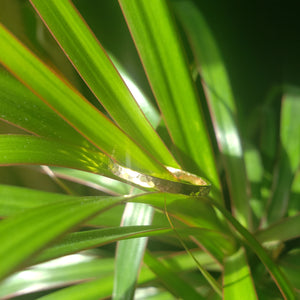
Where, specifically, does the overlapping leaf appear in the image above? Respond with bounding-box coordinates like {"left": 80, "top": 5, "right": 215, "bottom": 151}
{"left": 0, "top": 1, "right": 297, "bottom": 298}
{"left": 144, "top": 251, "right": 204, "bottom": 299}
{"left": 0, "top": 23, "right": 172, "bottom": 178}
{"left": 0, "top": 249, "right": 220, "bottom": 299}
{"left": 118, "top": 0, "right": 222, "bottom": 202}
{"left": 173, "top": 0, "right": 250, "bottom": 228}
{"left": 29, "top": 0, "right": 179, "bottom": 170}
{"left": 205, "top": 198, "right": 296, "bottom": 300}
{"left": 267, "top": 88, "right": 300, "bottom": 224}
{"left": 49, "top": 167, "right": 132, "bottom": 195}
{"left": 113, "top": 202, "right": 154, "bottom": 300}
{"left": 0, "top": 135, "right": 114, "bottom": 177}
{"left": 223, "top": 247, "right": 257, "bottom": 299}
{"left": 0, "top": 195, "right": 123, "bottom": 281}
{"left": 256, "top": 214, "right": 300, "bottom": 243}
{"left": 0, "top": 70, "right": 91, "bottom": 148}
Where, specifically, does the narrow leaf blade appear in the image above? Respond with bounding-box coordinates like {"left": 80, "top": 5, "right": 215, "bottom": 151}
{"left": 174, "top": 0, "right": 251, "bottom": 228}
{"left": 256, "top": 214, "right": 300, "bottom": 243}
{"left": 0, "top": 23, "right": 172, "bottom": 178}
{"left": 0, "top": 135, "right": 113, "bottom": 177}
{"left": 267, "top": 88, "right": 300, "bottom": 224}
{"left": 0, "top": 69, "right": 91, "bottom": 148}
{"left": 29, "top": 0, "right": 179, "bottom": 169}
{"left": 118, "top": 0, "right": 222, "bottom": 200}
{"left": 113, "top": 203, "right": 154, "bottom": 300}
{"left": 208, "top": 199, "right": 296, "bottom": 300}
{"left": 223, "top": 247, "right": 257, "bottom": 300}
{"left": 0, "top": 184, "right": 71, "bottom": 217}
{"left": 0, "top": 195, "right": 123, "bottom": 280}
{"left": 37, "top": 225, "right": 169, "bottom": 265}
{"left": 144, "top": 251, "right": 204, "bottom": 299}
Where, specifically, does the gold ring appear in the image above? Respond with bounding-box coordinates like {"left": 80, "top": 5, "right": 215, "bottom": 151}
{"left": 111, "top": 163, "right": 211, "bottom": 196}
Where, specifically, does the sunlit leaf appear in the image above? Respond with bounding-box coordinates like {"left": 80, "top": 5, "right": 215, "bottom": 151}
{"left": 49, "top": 167, "right": 132, "bottom": 196}
{"left": 110, "top": 55, "right": 161, "bottom": 128}
{"left": 0, "top": 184, "right": 70, "bottom": 217}
{"left": 130, "top": 193, "right": 230, "bottom": 234}
{"left": 0, "top": 256, "right": 115, "bottom": 300}
{"left": 129, "top": 194, "right": 236, "bottom": 261}
{"left": 0, "top": 195, "right": 123, "bottom": 281}
{"left": 37, "top": 276, "right": 114, "bottom": 300}
{"left": 37, "top": 225, "right": 169, "bottom": 265}
{"left": 29, "top": 0, "right": 179, "bottom": 169}
{"left": 113, "top": 203, "right": 154, "bottom": 300}
{"left": 119, "top": 0, "right": 222, "bottom": 202}
{"left": 0, "top": 1, "right": 298, "bottom": 298}
{"left": 223, "top": 247, "right": 257, "bottom": 300}
{"left": 1, "top": 250, "right": 218, "bottom": 299}
{"left": 0, "top": 135, "right": 114, "bottom": 177}
{"left": 173, "top": 0, "right": 250, "bottom": 228}
{"left": 0, "top": 69, "right": 91, "bottom": 149}
{"left": 0, "top": 23, "right": 173, "bottom": 178}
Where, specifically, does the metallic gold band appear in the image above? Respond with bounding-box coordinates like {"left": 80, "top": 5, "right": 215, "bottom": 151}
{"left": 111, "top": 163, "right": 211, "bottom": 196}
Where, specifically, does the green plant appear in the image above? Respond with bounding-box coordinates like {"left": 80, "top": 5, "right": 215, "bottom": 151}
{"left": 0, "top": 0, "right": 299, "bottom": 299}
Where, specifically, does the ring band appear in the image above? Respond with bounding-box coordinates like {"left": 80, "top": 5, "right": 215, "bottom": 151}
{"left": 111, "top": 163, "right": 211, "bottom": 196}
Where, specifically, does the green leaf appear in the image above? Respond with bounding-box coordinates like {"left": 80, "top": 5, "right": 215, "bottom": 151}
{"left": 0, "top": 135, "right": 114, "bottom": 177}
{"left": 29, "top": 0, "right": 179, "bottom": 169}
{"left": 259, "top": 86, "right": 282, "bottom": 171}
{"left": 134, "top": 290, "right": 174, "bottom": 300}
{"left": 280, "top": 88, "right": 300, "bottom": 173}
{"left": 0, "top": 69, "right": 91, "bottom": 149}
{"left": 50, "top": 168, "right": 148, "bottom": 299}
{"left": 130, "top": 193, "right": 230, "bottom": 235}
{"left": 244, "top": 144, "right": 265, "bottom": 229}
{"left": 37, "top": 276, "right": 115, "bottom": 300}
{"left": 267, "top": 88, "right": 300, "bottom": 224}
{"left": 39, "top": 222, "right": 232, "bottom": 268}
{"left": 173, "top": 0, "right": 250, "bottom": 228}
{"left": 0, "top": 256, "right": 115, "bottom": 300}
{"left": 113, "top": 203, "right": 154, "bottom": 300}
{"left": 162, "top": 249, "right": 221, "bottom": 273}
{"left": 168, "top": 224, "right": 222, "bottom": 296}
{"left": 50, "top": 167, "right": 132, "bottom": 196}
{"left": 1, "top": 250, "right": 217, "bottom": 299}
{"left": 288, "top": 168, "right": 300, "bottom": 216}
{"left": 118, "top": 0, "right": 222, "bottom": 201}
{"left": 0, "top": 195, "right": 123, "bottom": 281}
{"left": 0, "top": 184, "right": 127, "bottom": 227}
{"left": 0, "top": 23, "right": 172, "bottom": 178}
{"left": 279, "top": 249, "right": 300, "bottom": 291}
{"left": 206, "top": 199, "right": 296, "bottom": 300}
{"left": 110, "top": 54, "right": 161, "bottom": 128}
{"left": 223, "top": 247, "right": 257, "bottom": 300}
{"left": 0, "top": 184, "right": 71, "bottom": 217}
{"left": 256, "top": 214, "right": 300, "bottom": 243}
{"left": 42, "top": 275, "right": 173, "bottom": 300}
{"left": 1, "top": 185, "right": 228, "bottom": 263}
{"left": 37, "top": 225, "right": 169, "bottom": 265}
{"left": 144, "top": 251, "right": 204, "bottom": 299}
{"left": 129, "top": 194, "right": 236, "bottom": 262}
